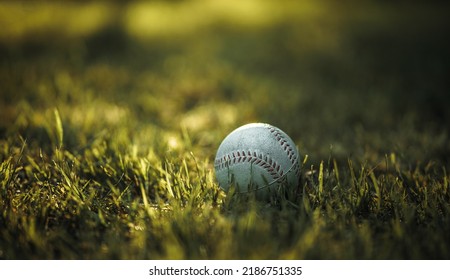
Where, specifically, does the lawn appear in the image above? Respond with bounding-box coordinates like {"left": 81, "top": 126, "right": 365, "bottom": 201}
{"left": 1, "top": 0, "right": 449, "bottom": 259}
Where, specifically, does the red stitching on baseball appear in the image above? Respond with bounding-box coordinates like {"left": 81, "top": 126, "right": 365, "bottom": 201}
{"left": 214, "top": 150, "right": 284, "bottom": 180}
{"left": 265, "top": 125, "right": 301, "bottom": 180}
{"left": 214, "top": 125, "right": 301, "bottom": 188}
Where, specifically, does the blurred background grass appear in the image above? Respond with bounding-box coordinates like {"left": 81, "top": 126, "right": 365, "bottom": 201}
{"left": 1, "top": 0, "right": 449, "bottom": 167}
{"left": 1, "top": 0, "right": 450, "bottom": 259}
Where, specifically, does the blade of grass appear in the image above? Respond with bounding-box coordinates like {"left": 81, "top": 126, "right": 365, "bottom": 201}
{"left": 369, "top": 171, "right": 381, "bottom": 211}
{"left": 54, "top": 108, "right": 64, "bottom": 149}
{"left": 318, "top": 160, "right": 324, "bottom": 201}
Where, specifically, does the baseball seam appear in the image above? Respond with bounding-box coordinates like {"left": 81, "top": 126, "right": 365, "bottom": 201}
{"left": 265, "top": 125, "right": 301, "bottom": 177}
{"left": 214, "top": 150, "right": 284, "bottom": 181}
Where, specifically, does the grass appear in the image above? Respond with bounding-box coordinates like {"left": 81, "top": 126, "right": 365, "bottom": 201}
{"left": 1, "top": 0, "right": 450, "bottom": 259}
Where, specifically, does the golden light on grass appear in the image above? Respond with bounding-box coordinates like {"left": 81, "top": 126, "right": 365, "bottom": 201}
{"left": 2, "top": 0, "right": 449, "bottom": 260}
{"left": 124, "top": 0, "right": 326, "bottom": 40}
{"left": 0, "top": 0, "right": 337, "bottom": 54}
{"left": 0, "top": 2, "right": 115, "bottom": 43}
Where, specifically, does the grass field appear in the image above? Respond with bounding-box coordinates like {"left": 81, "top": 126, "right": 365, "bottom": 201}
{"left": 1, "top": 1, "right": 450, "bottom": 259}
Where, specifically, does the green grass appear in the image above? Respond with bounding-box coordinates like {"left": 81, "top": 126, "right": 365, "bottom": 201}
{"left": 1, "top": 1, "right": 450, "bottom": 259}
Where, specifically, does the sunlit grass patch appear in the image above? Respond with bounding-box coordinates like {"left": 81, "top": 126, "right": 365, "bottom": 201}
{"left": 0, "top": 2, "right": 115, "bottom": 44}
{"left": 1, "top": 0, "right": 450, "bottom": 260}
{"left": 2, "top": 111, "right": 449, "bottom": 259}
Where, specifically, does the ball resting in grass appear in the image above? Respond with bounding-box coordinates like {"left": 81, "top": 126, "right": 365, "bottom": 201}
{"left": 214, "top": 123, "right": 301, "bottom": 199}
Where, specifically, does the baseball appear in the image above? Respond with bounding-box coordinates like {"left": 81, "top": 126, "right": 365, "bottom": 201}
{"left": 214, "top": 123, "right": 301, "bottom": 198}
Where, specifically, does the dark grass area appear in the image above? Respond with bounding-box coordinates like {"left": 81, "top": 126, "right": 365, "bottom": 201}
{"left": 1, "top": 1, "right": 450, "bottom": 259}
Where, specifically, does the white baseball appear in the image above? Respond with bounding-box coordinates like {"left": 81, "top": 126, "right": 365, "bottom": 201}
{"left": 214, "top": 123, "right": 301, "bottom": 197}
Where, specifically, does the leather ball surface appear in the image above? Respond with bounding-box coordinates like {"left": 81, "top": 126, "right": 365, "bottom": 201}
{"left": 214, "top": 123, "right": 301, "bottom": 197}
